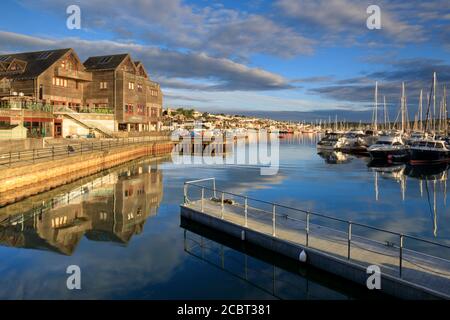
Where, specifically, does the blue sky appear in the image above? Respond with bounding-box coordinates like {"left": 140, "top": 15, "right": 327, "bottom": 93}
{"left": 0, "top": 0, "right": 449, "bottom": 120}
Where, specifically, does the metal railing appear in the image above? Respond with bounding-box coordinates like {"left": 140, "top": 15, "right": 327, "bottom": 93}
{"left": 0, "top": 101, "right": 53, "bottom": 112}
{"left": 0, "top": 136, "right": 171, "bottom": 167}
{"left": 183, "top": 178, "right": 450, "bottom": 282}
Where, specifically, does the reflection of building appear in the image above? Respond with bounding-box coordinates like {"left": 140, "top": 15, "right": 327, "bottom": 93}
{"left": 0, "top": 163, "right": 163, "bottom": 255}
{"left": 85, "top": 165, "right": 163, "bottom": 244}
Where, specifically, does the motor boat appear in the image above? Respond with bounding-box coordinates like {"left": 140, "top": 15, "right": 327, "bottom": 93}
{"left": 409, "top": 137, "right": 450, "bottom": 165}
{"left": 316, "top": 132, "right": 344, "bottom": 150}
{"left": 367, "top": 135, "right": 410, "bottom": 162}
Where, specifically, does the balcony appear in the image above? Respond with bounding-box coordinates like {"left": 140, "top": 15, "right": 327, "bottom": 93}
{"left": 55, "top": 67, "right": 92, "bottom": 82}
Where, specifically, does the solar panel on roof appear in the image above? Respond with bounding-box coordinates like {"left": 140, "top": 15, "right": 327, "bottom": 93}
{"left": 37, "top": 52, "right": 53, "bottom": 60}
{"left": 98, "top": 56, "right": 112, "bottom": 64}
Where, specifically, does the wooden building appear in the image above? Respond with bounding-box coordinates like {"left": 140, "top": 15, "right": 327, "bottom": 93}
{"left": 0, "top": 48, "right": 163, "bottom": 136}
{"left": 84, "top": 54, "right": 163, "bottom": 132}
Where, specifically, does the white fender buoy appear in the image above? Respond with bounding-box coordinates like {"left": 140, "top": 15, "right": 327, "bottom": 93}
{"left": 299, "top": 250, "right": 307, "bottom": 262}
{"left": 241, "top": 230, "right": 245, "bottom": 241}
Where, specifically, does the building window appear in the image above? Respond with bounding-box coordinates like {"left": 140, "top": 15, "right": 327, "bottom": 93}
{"left": 61, "top": 60, "right": 74, "bottom": 70}
{"left": 125, "top": 104, "right": 134, "bottom": 114}
{"left": 151, "top": 107, "right": 159, "bottom": 117}
{"left": 52, "top": 77, "right": 68, "bottom": 87}
{"left": 128, "top": 82, "right": 135, "bottom": 90}
{"left": 137, "top": 84, "right": 143, "bottom": 92}
{"left": 136, "top": 105, "right": 146, "bottom": 114}
{"left": 100, "top": 81, "right": 108, "bottom": 89}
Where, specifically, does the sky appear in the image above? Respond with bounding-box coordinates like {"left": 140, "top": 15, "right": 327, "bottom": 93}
{"left": 0, "top": 0, "right": 449, "bottom": 121}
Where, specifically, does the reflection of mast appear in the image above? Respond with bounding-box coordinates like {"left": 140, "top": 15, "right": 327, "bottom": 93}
{"left": 433, "top": 180, "right": 437, "bottom": 237}
{"left": 442, "top": 169, "right": 447, "bottom": 207}
{"left": 419, "top": 180, "right": 423, "bottom": 197}
{"left": 375, "top": 171, "right": 379, "bottom": 201}
{"left": 401, "top": 173, "right": 406, "bottom": 201}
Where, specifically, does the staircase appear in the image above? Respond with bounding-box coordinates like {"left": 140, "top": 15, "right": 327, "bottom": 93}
{"left": 54, "top": 107, "right": 114, "bottom": 138}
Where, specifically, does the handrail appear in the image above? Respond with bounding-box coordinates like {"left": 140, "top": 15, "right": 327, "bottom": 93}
{"left": 0, "top": 136, "right": 172, "bottom": 167}
{"left": 184, "top": 178, "right": 216, "bottom": 203}
{"left": 183, "top": 180, "right": 450, "bottom": 252}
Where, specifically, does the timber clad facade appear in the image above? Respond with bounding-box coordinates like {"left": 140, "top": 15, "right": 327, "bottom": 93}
{"left": 84, "top": 54, "right": 163, "bottom": 131}
{"left": 0, "top": 48, "right": 163, "bottom": 136}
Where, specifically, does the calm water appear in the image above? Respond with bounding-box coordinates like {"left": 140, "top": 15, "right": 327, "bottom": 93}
{"left": 0, "top": 134, "right": 448, "bottom": 299}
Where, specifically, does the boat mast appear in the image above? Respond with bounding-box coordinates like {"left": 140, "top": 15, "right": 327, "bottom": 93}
{"left": 433, "top": 72, "right": 437, "bottom": 134}
{"left": 374, "top": 81, "right": 378, "bottom": 132}
{"left": 424, "top": 75, "right": 434, "bottom": 134}
{"left": 445, "top": 86, "right": 448, "bottom": 136}
{"left": 419, "top": 89, "right": 423, "bottom": 132}
{"left": 401, "top": 82, "right": 406, "bottom": 134}
{"left": 383, "top": 95, "right": 388, "bottom": 130}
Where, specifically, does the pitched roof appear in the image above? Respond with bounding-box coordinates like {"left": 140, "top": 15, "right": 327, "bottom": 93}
{"left": 0, "top": 48, "right": 72, "bottom": 80}
{"left": 134, "top": 61, "right": 149, "bottom": 78}
{"left": 83, "top": 54, "right": 129, "bottom": 71}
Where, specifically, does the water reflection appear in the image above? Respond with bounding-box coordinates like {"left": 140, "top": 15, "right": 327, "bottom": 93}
{"left": 0, "top": 162, "right": 163, "bottom": 255}
{"left": 317, "top": 151, "right": 352, "bottom": 164}
{"left": 181, "top": 217, "right": 386, "bottom": 300}
{"left": 368, "top": 161, "right": 449, "bottom": 237}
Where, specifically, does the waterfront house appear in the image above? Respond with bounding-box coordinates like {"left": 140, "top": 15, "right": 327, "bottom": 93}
{"left": 84, "top": 54, "right": 163, "bottom": 132}
{"left": 0, "top": 48, "right": 163, "bottom": 137}
{"left": 0, "top": 48, "right": 90, "bottom": 136}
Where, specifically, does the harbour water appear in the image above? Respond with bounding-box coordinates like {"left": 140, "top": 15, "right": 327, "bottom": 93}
{"left": 0, "top": 134, "right": 448, "bottom": 299}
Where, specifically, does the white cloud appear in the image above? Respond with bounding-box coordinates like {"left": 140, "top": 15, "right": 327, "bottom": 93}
{"left": 0, "top": 31, "right": 292, "bottom": 91}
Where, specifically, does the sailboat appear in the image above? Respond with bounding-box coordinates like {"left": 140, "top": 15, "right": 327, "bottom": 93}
{"left": 410, "top": 73, "right": 450, "bottom": 165}
{"left": 368, "top": 82, "right": 410, "bottom": 162}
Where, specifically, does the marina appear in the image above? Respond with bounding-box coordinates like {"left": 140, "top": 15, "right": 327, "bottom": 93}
{"left": 0, "top": 135, "right": 448, "bottom": 299}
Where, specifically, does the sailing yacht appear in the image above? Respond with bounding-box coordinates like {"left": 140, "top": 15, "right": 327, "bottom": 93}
{"left": 368, "top": 82, "right": 410, "bottom": 162}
